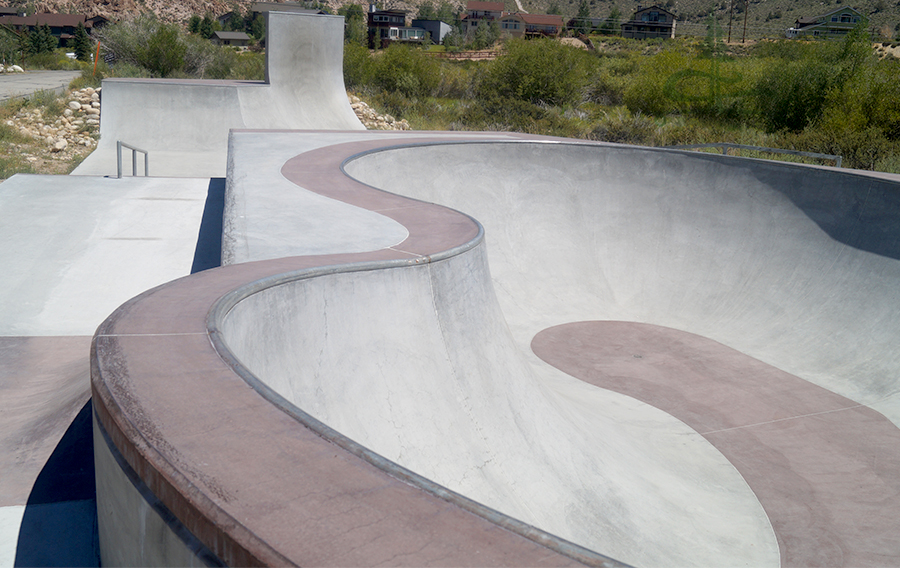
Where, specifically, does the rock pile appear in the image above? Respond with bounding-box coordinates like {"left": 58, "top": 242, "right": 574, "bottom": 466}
{"left": 8, "top": 87, "right": 99, "bottom": 156}
{"left": 349, "top": 95, "right": 411, "bottom": 131}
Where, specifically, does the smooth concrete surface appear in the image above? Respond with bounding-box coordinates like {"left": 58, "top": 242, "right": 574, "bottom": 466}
{"left": 222, "top": 131, "right": 409, "bottom": 264}
{"left": 222, "top": 130, "right": 546, "bottom": 264}
{"left": 73, "top": 12, "right": 363, "bottom": 178}
{"left": 0, "top": 173, "right": 217, "bottom": 565}
{"left": 0, "top": 70, "right": 81, "bottom": 101}
{"left": 0, "top": 175, "right": 211, "bottom": 336}
{"left": 343, "top": 143, "right": 900, "bottom": 426}
{"left": 220, "top": 241, "right": 777, "bottom": 568}
{"left": 0, "top": 506, "right": 24, "bottom": 567}
{"left": 341, "top": 140, "right": 900, "bottom": 565}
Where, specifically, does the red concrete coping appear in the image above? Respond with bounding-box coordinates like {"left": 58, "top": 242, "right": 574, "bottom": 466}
{"left": 91, "top": 134, "right": 627, "bottom": 567}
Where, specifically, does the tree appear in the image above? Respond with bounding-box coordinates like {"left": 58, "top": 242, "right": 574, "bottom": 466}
{"left": 249, "top": 13, "right": 266, "bottom": 40}
{"left": 547, "top": 2, "right": 562, "bottom": 15}
{"left": 418, "top": 2, "right": 437, "bottom": 19}
{"left": 198, "top": 14, "right": 218, "bottom": 39}
{"left": 226, "top": 11, "right": 244, "bottom": 31}
{"left": 73, "top": 21, "right": 92, "bottom": 61}
{"left": 28, "top": 24, "right": 56, "bottom": 54}
{"left": 599, "top": 6, "right": 621, "bottom": 35}
{"left": 436, "top": 2, "right": 457, "bottom": 24}
{"left": 574, "top": 0, "right": 591, "bottom": 35}
{"left": 338, "top": 3, "right": 367, "bottom": 45}
{"left": 187, "top": 15, "right": 201, "bottom": 34}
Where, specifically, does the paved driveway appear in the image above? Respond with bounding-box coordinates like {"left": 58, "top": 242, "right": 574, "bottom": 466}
{"left": 0, "top": 70, "right": 82, "bottom": 101}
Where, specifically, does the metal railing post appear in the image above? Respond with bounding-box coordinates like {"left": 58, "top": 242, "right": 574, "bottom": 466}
{"left": 116, "top": 141, "right": 123, "bottom": 178}
{"left": 116, "top": 141, "right": 150, "bottom": 178}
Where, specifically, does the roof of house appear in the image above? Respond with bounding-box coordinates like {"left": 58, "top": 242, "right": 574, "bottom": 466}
{"left": 214, "top": 31, "right": 251, "bottom": 40}
{"left": 467, "top": 1, "right": 505, "bottom": 12}
{"left": 511, "top": 13, "right": 564, "bottom": 26}
{"left": 795, "top": 5, "right": 862, "bottom": 26}
{"left": 0, "top": 13, "right": 91, "bottom": 28}
{"left": 631, "top": 5, "right": 676, "bottom": 18}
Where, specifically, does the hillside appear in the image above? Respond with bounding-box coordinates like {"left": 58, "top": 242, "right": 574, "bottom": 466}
{"left": 3, "top": 0, "right": 899, "bottom": 39}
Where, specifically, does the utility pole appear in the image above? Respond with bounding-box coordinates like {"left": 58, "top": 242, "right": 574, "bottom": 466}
{"left": 727, "top": 0, "right": 734, "bottom": 43}
{"left": 742, "top": 0, "right": 749, "bottom": 42}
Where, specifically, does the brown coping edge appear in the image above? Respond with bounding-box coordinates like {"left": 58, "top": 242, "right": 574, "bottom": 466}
{"left": 90, "top": 133, "right": 633, "bottom": 568}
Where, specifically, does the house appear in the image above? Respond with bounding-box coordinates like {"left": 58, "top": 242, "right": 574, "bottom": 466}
{"left": 368, "top": 9, "right": 426, "bottom": 48}
{"left": 462, "top": 1, "right": 504, "bottom": 35}
{"left": 0, "top": 7, "right": 24, "bottom": 16}
{"left": 0, "top": 13, "right": 99, "bottom": 46}
{"left": 86, "top": 15, "right": 109, "bottom": 29}
{"left": 786, "top": 6, "right": 864, "bottom": 38}
{"left": 500, "top": 13, "right": 564, "bottom": 38}
{"left": 212, "top": 31, "right": 251, "bottom": 46}
{"left": 411, "top": 19, "right": 453, "bottom": 44}
{"left": 620, "top": 5, "right": 675, "bottom": 39}
{"left": 566, "top": 16, "right": 605, "bottom": 34}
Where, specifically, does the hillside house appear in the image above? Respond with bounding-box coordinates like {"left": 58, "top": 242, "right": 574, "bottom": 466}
{"left": 620, "top": 5, "right": 675, "bottom": 39}
{"left": 368, "top": 9, "right": 426, "bottom": 48}
{"left": 0, "top": 13, "right": 101, "bottom": 46}
{"left": 500, "top": 13, "right": 564, "bottom": 37}
{"left": 786, "top": 6, "right": 864, "bottom": 38}
{"left": 463, "top": 1, "right": 504, "bottom": 34}
{"left": 212, "top": 31, "right": 251, "bottom": 46}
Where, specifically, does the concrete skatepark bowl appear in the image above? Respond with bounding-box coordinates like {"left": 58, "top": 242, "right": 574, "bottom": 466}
{"left": 3, "top": 10, "right": 900, "bottom": 568}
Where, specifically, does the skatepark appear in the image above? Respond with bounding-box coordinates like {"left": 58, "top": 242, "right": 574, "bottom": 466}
{"left": 3, "top": 10, "right": 900, "bottom": 568}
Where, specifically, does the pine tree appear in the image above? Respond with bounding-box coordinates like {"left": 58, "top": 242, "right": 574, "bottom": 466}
{"left": 73, "top": 22, "right": 92, "bottom": 61}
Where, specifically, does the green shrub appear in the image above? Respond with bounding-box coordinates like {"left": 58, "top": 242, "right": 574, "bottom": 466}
{"left": 343, "top": 41, "right": 374, "bottom": 89}
{"left": 477, "top": 38, "right": 594, "bottom": 107}
{"left": 373, "top": 44, "right": 440, "bottom": 97}
{"left": 142, "top": 23, "right": 186, "bottom": 77}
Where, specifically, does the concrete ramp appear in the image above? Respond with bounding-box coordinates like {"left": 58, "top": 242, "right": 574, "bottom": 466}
{"left": 74, "top": 12, "right": 363, "bottom": 178}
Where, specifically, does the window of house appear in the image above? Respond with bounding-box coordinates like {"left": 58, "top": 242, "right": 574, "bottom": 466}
{"left": 840, "top": 14, "right": 851, "bottom": 22}
{"left": 832, "top": 16, "right": 838, "bottom": 21}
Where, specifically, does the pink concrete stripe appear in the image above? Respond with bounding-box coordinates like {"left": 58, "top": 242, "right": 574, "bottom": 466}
{"left": 531, "top": 320, "right": 900, "bottom": 567}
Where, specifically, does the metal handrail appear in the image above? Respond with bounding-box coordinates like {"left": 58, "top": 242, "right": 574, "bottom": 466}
{"left": 116, "top": 141, "right": 149, "bottom": 178}
{"left": 666, "top": 143, "right": 842, "bottom": 168}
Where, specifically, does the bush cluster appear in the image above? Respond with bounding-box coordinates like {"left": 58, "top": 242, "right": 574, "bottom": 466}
{"left": 95, "top": 15, "right": 264, "bottom": 80}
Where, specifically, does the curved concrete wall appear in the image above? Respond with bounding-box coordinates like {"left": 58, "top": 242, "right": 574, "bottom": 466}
{"left": 343, "top": 143, "right": 900, "bottom": 424}
{"left": 218, "top": 237, "right": 777, "bottom": 567}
